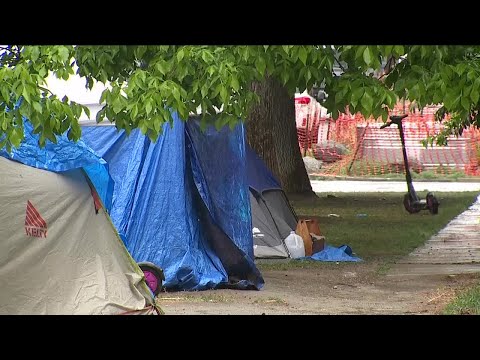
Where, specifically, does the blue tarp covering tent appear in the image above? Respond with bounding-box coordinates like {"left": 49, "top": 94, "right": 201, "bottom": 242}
{"left": 246, "top": 146, "right": 282, "bottom": 194}
{"left": 80, "top": 113, "right": 264, "bottom": 291}
{"left": 0, "top": 119, "right": 114, "bottom": 210}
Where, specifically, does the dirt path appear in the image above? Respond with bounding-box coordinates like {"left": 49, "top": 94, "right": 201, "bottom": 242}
{"left": 157, "top": 261, "right": 479, "bottom": 315}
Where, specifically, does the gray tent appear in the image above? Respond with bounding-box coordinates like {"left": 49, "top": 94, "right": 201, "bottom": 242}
{"left": 247, "top": 147, "right": 298, "bottom": 259}
{"left": 0, "top": 154, "right": 157, "bottom": 314}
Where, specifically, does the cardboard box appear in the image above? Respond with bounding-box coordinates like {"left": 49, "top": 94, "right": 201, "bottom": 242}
{"left": 311, "top": 234, "right": 325, "bottom": 254}
{"left": 295, "top": 220, "right": 313, "bottom": 256}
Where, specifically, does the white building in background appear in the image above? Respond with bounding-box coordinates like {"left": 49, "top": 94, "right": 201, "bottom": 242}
{"left": 45, "top": 73, "right": 107, "bottom": 122}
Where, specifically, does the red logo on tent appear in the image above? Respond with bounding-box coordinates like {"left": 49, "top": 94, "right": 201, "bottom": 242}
{"left": 24, "top": 200, "right": 47, "bottom": 238}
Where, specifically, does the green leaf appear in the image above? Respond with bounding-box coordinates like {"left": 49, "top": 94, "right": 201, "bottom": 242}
{"left": 255, "top": 57, "right": 266, "bottom": 76}
{"left": 351, "top": 87, "right": 364, "bottom": 102}
{"left": 201, "top": 51, "right": 213, "bottom": 63}
{"left": 22, "top": 87, "right": 31, "bottom": 104}
{"left": 381, "top": 108, "right": 389, "bottom": 121}
{"left": 201, "top": 84, "right": 208, "bottom": 98}
{"left": 471, "top": 89, "right": 479, "bottom": 104}
{"left": 363, "top": 47, "right": 372, "bottom": 66}
{"left": 58, "top": 46, "right": 70, "bottom": 62}
{"left": 456, "top": 63, "right": 467, "bottom": 76}
{"left": 351, "top": 98, "right": 358, "bottom": 108}
{"left": 139, "top": 71, "right": 146, "bottom": 84}
{"left": 467, "top": 70, "right": 476, "bottom": 81}
{"left": 361, "top": 92, "right": 373, "bottom": 112}
{"left": 145, "top": 101, "right": 152, "bottom": 115}
{"left": 355, "top": 45, "right": 366, "bottom": 60}
{"left": 153, "top": 116, "right": 162, "bottom": 132}
{"left": 461, "top": 96, "right": 470, "bottom": 111}
{"left": 172, "top": 87, "right": 181, "bottom": 103}
{"left": 112, "top": 99, "right": 123, "bottom": 114}
{"left": 394, "top": 45, "right": 405, "bottom": 56}
{"left": 281, "top": 71, "right": 290, "bottom": 86}
{"left": 135, "top": 46, "right": 147, "bottom": 60}
{"left": 33, "top": 102, "right": 43, "bottom": 114}
{"left": 100, "top": 89, "right": 109, "bottom": 104}
{"left": 177, "top": 48, "right": 185, "bottom": 62}
{"left": 38, "top": 66, "right": 48, "bottom": 77}
{"left": 420, "top": 46, "right": 427, "bottom": 59}
{"left": 298, "top": 47, "right": 307, "bottom": 65}
{"left": 220, "top": 86, "right": 228, "bottom": 103}
{"left": 83, "top": 105, "right": 90, "bottom": 119}
{"left": 10, "top": 127, "right": 23, "bottom": 148}
{"left": 30, "top": 46, "right": 40, "bottom": 62}
{"left": 335, "top": 91, "right": 344, "bottom": 104}
{"left": 212, "top": 83, "right": 222, "bottom": 98}
{"left": 132, "top": 104, "right": 138, "bottom": 118}
{"left": 231, "top": 75, "right": 240, "bottom": 92}
{"left": 139, "top": 121, "right": 148, "bottom": 135}
{"left": 1, "top": 87, "right": 10, "bottom": 102}
{"left": 156, "top": 61, "right": 167, "bottom": 75}
{"left": 444, "top": 91, "right": 456, "bottom": 109}
{"left": 305, "top": 68, "right": 312, "bottom": 84}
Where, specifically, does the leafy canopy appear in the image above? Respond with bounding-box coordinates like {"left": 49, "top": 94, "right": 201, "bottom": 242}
{"left": 0, "top": 45, "right": 478, "bottom": 151}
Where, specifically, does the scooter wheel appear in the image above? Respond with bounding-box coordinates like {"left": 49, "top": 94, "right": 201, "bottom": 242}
{"left": 426, "top": 192, "right": 439, "bottom": 215}
{"left": 403, "top": 193, "right": 421, "bottom": 213}
{"left": 138, "top": 262, "right": 165, "bottom": 296}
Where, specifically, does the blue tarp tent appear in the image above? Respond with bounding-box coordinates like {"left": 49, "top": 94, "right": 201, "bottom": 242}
{"left": 81, "top": 114, "right": 264, "bottom": 291}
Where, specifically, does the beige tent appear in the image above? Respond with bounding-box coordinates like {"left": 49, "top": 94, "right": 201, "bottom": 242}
{"left": 0, "top": 156, "right": 158, "bottom": 315}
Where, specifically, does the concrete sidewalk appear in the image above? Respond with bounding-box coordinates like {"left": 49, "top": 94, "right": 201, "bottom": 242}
{"left": 311, "top": 180, "right": 480, "bottom": 193}
{"left": 388, "top": 195, "right": 480, "bottom": 277}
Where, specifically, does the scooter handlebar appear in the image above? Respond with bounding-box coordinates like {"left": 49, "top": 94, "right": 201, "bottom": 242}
{"left": 390, "top": 114, "right": 409, "bottom": 121}
{"left": 381, "top": 114, "right": 409, "bottom": 129}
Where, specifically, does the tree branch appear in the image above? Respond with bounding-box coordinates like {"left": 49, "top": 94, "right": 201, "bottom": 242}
{"left": 378, "top": 55, "right": 397, "bottom": 80}
{"left": 333, "top": 53, "right": 346, "bottom": 73}
{"left": 38, "top": 86, "right": 55, "bottom": 96}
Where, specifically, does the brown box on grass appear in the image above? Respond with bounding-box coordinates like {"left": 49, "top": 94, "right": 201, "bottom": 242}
{"left": 311, "top": 234, "right": 325, "bottom": 254}
{"left": 295, "top": 220, "right": 313, "bottom": 256}
{"left": 297, "top": 218, "right": 325, "bottom": 255}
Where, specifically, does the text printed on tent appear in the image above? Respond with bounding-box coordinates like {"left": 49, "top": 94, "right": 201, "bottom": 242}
{"left": 24, "top": 200, "right": 47, "bottom": 238}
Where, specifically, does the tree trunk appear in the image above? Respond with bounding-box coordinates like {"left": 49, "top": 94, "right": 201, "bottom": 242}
{"left": 246, "top": 77, "right": 316, "bottom": 198}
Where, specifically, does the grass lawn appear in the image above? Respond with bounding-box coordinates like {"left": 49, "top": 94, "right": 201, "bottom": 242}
{"left": 257, "top": 191, "right": 477, "bottom": 272}
{"left": 443, "top": 282, "right": 480, "bottom": 315}
{"left": 291, "top": 191, "right": 478, "bottom": 260}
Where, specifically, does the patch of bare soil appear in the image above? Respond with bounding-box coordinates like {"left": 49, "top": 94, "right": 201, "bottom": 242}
{"left": 156, "top": 262, "right": 480, "bottom": 315}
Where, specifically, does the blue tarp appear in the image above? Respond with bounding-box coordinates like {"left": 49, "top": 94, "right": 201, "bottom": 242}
{"left": 81, "top": 114, "right": 264, "bottom": 291}
{"left": 0, "top": 119, "right": 114, "bottom": 211}
{"left": 246, "top": 145, "right": 281, "bottom": 193}
{"left": 298, "top": 245, "right": 362, "bottom": 262}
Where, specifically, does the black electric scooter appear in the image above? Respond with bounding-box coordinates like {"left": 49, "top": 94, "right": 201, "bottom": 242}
{"left": 380, "top": 114, "right": 439, "bottom": 214}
